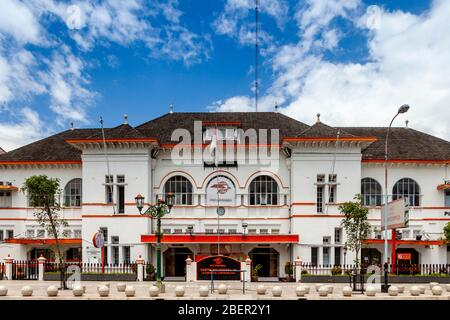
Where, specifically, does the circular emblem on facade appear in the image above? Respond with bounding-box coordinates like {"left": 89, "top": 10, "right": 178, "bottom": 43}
{"left": 92, "top": 231, "right": 105, "bottom": 248}
{"left": 217, "top": 206, "right": 225, "bottom": 216}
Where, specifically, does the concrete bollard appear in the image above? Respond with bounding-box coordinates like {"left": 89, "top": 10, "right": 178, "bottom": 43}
{"left": 98, "top": 285, "right": 110, "bottom": 297}
{"left": 410, "top": 286, "right": 421, "bottom": 296}
{"left": 272, "top": 286, "right": 283, "bottom": 297}
{"left": 365, "top": 286, "right": 376, "bottom": 297}
{"left": 73, "top": 285, "right": 84, "bottom": 297}
{"left": 125, "top": 285, "right": 136, "bottom": 297}
{"left": 117, "top": 283, "right": 127, "bottom": 292}
{"left": 149, "top": 285, "right": 160, "bottom": 297}
{"left": 0, "top": 286, "right": 8, "bottom": 296}
{"left": 47, "top": 286, "right": 58, "bottom": 297}
{"left": 256, "top": 285, "right": 266, "bottom": 295}
{"left": 388, "top": 286, "right": 399, "bottom": 296}
{"left": 218, "top": 284, "right": 228, "bottom": 294}
{"left": 429, "top": 282, "right": 439, "bottom": 290}
{"left": 418, "top": 286, "right": 426, "bottom": 294}
{"left": 295, "top": 286, "right": 307, "bottom": 297}
{"left": 318, "top": 286, "right": 328, "bottom": 297}
{"left": 431, "top": 286, "right": 443, "bottom": 296}
{"left": 175, "top": 286, "right": 185, "bottom": 297}
{"left": 315, "top": 284, "right": 323, "bottom": 292}
{"left": 21, "top": 286, "right": 33, "bottom": 297}
{"left": 342, "top": 286, "right": 352, "bottom": 297}
{"left": 199, "top": 286, "right": 209, "bottom": 297}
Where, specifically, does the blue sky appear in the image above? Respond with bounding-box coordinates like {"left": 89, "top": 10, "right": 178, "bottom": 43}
{"left": 1, "top": 0, "right": 449, "bottom": 151}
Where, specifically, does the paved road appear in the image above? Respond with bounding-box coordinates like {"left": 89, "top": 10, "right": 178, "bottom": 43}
{"left": 0, "top": 281, "right": 449, "bottom": 300}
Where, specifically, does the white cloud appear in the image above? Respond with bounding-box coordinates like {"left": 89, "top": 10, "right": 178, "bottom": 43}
{"left": 213, "top": 0, "right": 289, "bottom": 46}
{"left": 213, "top": 0, "right": 450, "bottom": 141}
{"left": 0, "top": 0, "right": 42, "bottom": 44}
{"left": 0, "top": 107, "right": 47, "bottom": 151}
{"left": 0, "top": 0, "right": 211, "bottom": 150}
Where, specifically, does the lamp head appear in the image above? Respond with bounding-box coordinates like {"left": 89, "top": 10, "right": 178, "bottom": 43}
{"left": 398, "top": 104, "right": 410, "bottom": 114}
{"left": 135, "top": 194, "right": 144, "bottom": 214}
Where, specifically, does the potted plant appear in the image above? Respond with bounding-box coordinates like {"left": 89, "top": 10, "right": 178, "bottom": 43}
{"left": 251, "top": 264, "right": 262, "bottom": 282}
{"left": 145, "top": 263, "right": 155, "bottom": 281}
{"left": 284, "top": 262, "right": 294, "bottom": 282}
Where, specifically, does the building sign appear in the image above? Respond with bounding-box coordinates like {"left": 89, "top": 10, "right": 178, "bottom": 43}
{"left": 197, "top": 255, "right": 241, "bottom": 280}
{"left": 206, "top": 176, "right": 236, "bottom": 206}
{"left": 397, "top": 253, "right": 412, "bottom": 260}
{"left": 381, "top": 198, "right": 409, "bottom": 231}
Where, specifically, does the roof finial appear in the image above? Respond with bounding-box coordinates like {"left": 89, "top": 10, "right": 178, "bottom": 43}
{"left": 405, "top": 119, "right": 409, "bottom": 128}
{"left": 316, "top": 113, "right": 321, "bottom": 123}
{"left": 70, "top": 122, "right": 74, "bottom": 131}
{"left": 169, "top": 104, "right": 174, "bottom": 114}
{"left": 274, "top": 102, "right": 279, "bottom": 113}
{"left": 123, "top": 114, "right": 128, "bottom": 125}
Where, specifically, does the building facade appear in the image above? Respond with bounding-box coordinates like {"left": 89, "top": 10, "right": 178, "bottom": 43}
{"left": 0, "top": 112, "right": 449, "bottom": 279}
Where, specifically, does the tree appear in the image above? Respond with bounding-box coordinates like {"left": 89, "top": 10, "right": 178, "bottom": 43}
{"left": 444, "top": 222, "right": 450, "bottom": 242}
{"left": 21, "top": 175, "right": 68, "bottom": 289}
{"left": 339, "top": 194, "right": 372, "bottom": 269}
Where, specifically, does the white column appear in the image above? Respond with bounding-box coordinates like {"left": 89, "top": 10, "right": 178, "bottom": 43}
{"left": 136, "top": 255, "right": 144, "bottom": 282}
{"left": 294, "top": 256, "right": 302, "bottom": 282}
{"left": 37, "top": 255, "right": 46, "bottom": 281}
{"left": 185, "top": 256, "right": 196, "bottom": 282}
{"left": 4, "top": 255, "right": 13, "bottom": 280}
{"left": 244, "top": 257, "right": 252, "bottom": 282}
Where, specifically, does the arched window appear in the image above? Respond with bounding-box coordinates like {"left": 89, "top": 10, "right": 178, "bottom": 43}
{"left": 361, "top": 178, "right": 382, "bottom": 206}
{"left": 64, "top": 178, "right": 82, "bottom": 207}
{"left": 392, "top": 178, "right": 420, "bottom": 206}
{"left": 164, "top": 176, "right": 193, "bottom": 205}
{"left": 249, "top": 175, "right": 278, "bottom": 205}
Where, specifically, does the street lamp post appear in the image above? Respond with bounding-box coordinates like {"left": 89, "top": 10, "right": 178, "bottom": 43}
{"left": 135, "top": 193, "right": 175, "bottom": 289}
{"left": 383, "top": 104, "right": 409, "bottom": 290}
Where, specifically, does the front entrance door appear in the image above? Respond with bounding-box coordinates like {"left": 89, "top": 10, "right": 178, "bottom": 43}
{"left": 248, "top": 248, "right": 279, "bottom": 278}
{"left": 163, "top": 247, "right": 193, "bottom": 277}
{"left": 396, "top": 248, "right": 419, "bottom": 274}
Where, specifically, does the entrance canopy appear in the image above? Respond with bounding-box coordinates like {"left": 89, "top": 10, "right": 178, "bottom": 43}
{"left": 141, "top": 234, "right": 298, "bottom": 244}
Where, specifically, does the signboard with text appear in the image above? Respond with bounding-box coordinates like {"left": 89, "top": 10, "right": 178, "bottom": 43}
{"left": 196, "top": 255, "right": 241, "bottom": 280}
{"left": 381, "top": 198, "right": 409, "bottom": 230}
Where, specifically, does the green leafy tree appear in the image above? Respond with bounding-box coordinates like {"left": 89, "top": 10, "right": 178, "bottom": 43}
{"left": 21, "top": 175, "right": 68, "bottom": 289}
{"left": 339, "top": 194, "right": 372, "bottom": 269}
{"left": 444, "top": 222, "right": 450, "bottom": 242}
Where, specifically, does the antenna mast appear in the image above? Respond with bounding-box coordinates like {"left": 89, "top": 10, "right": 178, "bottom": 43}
{"left": 255, "top": 0, "right": 259, "bottom": 112}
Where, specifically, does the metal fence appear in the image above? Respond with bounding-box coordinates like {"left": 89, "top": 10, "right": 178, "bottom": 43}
{"left": 44, "top": 262, "right": 138, "bottom": 274}
{"left": 299, "top": 263, "right": 450, "bottom": 276}
{"left": 12, "top": 260, "right": 38, "bottom": 280}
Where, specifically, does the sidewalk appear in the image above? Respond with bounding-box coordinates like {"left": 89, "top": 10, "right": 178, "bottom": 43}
{"left": 0, "top": 281, "right": 449, "bottom": 300}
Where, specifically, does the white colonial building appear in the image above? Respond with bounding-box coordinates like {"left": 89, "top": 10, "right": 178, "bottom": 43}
{"left": 0, "top": 111, "right": 449, "bottom": 279}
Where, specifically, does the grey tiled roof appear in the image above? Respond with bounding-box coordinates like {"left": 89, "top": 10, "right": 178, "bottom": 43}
{"left": 136, "top": 112, "right": 310, "bottom": 144}
{"left": 296, "top": 121, "right": 357, "bottom": 138}
{"left": 0, "top": 113, "right": 449, "bottom": 162}
{"left": 340, "top": 127, "right": 450, "bottom": 161}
